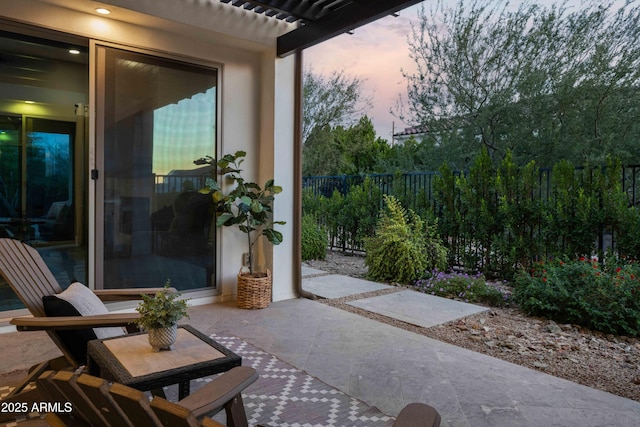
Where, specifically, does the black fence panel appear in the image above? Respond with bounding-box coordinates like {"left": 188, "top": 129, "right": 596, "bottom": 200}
{"left": 303, "top": 165, "right": 640, "bottom": 257}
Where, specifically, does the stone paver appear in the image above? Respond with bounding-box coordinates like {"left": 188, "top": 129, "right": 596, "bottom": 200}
{"left": 348, "top": 289, "right": 488, "bottom": 327}
{"left": 187, "top": 298, "right": 640, "bottom": 427}
{"left": 301, "top": 265, "right": 326, "bottom": 277}
{"left": 302, "top": 274, "right": 391, "bottom": 298}
{"left": 2, "top": 268, "right": 639, "bottom": 427}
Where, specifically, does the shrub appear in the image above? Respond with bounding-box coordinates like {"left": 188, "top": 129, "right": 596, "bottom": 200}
{"left": 301, "top": 214, "right": 327, "bottom": 261}
{"left": 339, "top": 177, "right": 383, "bottom": 250}
{"left": 365, "top": 195, "right": 447, "bottom": 284}
{"left": 414, "top": 270, "right": 510, "bottom": 306}
{"left": 514, "top": 257, "right": 640, "bottom": 336}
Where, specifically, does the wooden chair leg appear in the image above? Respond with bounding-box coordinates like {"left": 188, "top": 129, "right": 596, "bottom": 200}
{"left": 224, "top": 394, "right": 248, "bottom": 427}
{"left": 3, "top": 358, "right": 56, "bottom": 399}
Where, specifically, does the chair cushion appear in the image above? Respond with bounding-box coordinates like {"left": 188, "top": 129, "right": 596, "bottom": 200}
{"left": 42, "top": 295, "right": 97, "bottom": 365}
{"left": 43, "top": 282, "right": 125, "bottom": 364}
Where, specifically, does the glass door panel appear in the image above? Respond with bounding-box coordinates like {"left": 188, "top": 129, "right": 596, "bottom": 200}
{"left": 0, "top": 30, "right": 89, "bottom": 312}
{"left": 0, "top": 114, "right": 21, "bottom": 224}
{"left": 26, "top": 118, "right": 75, "bottom": 243}
{"left": 97, "top": 45, "right": 217, "bottom": 292}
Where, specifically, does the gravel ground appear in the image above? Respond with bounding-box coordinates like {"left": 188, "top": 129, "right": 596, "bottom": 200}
{"left": 304, "top": 251, "right": 640, "bottom": 402}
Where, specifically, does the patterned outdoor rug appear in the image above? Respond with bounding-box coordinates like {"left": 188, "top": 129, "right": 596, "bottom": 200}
{"left": 197, "top": 334, "right": 395, "bottom": 427}
{"left": 0, "top": 335, "right": 394, "bottom": 427}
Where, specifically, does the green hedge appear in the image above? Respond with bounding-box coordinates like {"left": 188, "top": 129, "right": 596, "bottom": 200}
{"left": 433, "top": 150, "right": 630, "bottom": 278}
{"left": 301, "top": 214, "right": 327, "bottom": 261}
{"left": 304, "top": 151, "right": 636, "bottom": 278}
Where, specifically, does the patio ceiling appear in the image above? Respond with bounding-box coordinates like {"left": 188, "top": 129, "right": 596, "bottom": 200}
{"left": 219, "top": 0, "right": 425, "bottom": 57}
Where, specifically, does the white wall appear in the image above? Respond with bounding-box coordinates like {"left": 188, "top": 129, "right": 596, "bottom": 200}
{"left": 0, "top": 0, "right": 298, "bottom": 302}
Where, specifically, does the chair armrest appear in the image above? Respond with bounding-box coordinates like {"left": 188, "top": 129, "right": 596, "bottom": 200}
{"left": 93, "top": 287, "right": 177, "bottom": 302}
{"left": 10, "top": 313, "right": 140, "bottom": 331}
{"left": 201, "top": 418, "right": 227, "bottom": 427}
{"left": 178, "top": 366, "right": 259, "bottom": 419}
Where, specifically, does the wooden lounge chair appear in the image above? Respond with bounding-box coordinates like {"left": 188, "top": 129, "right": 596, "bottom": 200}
{"left": 0, "top": 238, "right": 169, "bottom": 408}
{"left": 33, "top": 368, "right": 440, "bottom": 427}
{"left": 35, "top": 368, "right": 435, "bottom": 427}
{"left": 36, "top": 366, "right": 258, "bottom": 427}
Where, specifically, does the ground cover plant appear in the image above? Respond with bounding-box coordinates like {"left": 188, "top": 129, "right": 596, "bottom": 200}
{"left": 414, "top": 269, "right": 510, "bottom": 307}
{"left": 514, "top": 256, "right": 640, "bottom": 337}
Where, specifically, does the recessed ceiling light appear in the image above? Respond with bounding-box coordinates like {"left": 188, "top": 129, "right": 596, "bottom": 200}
{"left": 69, "top": 49, "right": 80, "bottom": 55}
{"left": 24, "top": 100, "right": 35, "bottom": 104}
{"left": 95, "top": 8, "right": 111, "bottom": 15}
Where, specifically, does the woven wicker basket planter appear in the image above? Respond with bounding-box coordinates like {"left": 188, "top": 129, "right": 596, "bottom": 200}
{"left": 237, "top": 269, "right": 272, "bottom": 309}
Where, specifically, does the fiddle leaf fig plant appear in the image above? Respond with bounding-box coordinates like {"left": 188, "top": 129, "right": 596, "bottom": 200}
{"left": 195, "top": 151, "right": 285, "bottom": 276}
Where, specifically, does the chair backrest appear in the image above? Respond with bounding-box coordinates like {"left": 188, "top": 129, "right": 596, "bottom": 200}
{"left": 0, "top": 238, "right": 63, "bottom": 317}
{"left": 0, "top": 238, "right": 79, "bottom": 366}
{"left": 37, "top": 370, "right": 222, "bottom": 427}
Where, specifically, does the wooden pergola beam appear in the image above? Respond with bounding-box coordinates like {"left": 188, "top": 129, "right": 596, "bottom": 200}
{"left": 277, "top": 0, "right": 424, "bottom": 57}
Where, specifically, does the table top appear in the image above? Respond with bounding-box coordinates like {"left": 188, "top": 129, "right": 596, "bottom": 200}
{"left": 87, "top": 324, "right": 241, "bottom": 391}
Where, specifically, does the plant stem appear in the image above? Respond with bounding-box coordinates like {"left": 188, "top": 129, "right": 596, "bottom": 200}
{"left": 246, "top": 216, "right": 253, "bottom": 275}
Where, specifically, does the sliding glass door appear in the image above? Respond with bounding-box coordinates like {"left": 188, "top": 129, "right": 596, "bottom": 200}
{"left": 0, "top": 28, "right": 89, "bottom": 311}
{"left": 95, "top": 45, "right": 218, "bottom": 292}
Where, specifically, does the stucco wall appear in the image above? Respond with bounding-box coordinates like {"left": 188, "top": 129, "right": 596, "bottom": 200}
{"left": 0, "top": 0, "right": 297, "bottom": 303}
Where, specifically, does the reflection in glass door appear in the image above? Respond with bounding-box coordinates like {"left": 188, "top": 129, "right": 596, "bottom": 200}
{"left": 0, "top": 116, "right": 76, "bottom": 243}
{"left": 96, "top": 45, "right": 218, "bottom": 292}
{"left": 26, "top": 118, "right": 75, "bottom": 242}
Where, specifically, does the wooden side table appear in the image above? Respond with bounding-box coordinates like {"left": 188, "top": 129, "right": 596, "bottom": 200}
{"left": 87, "top": 324, "right": 241, "bottom": 399}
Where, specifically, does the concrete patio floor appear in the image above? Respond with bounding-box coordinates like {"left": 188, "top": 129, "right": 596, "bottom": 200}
{"left": 1, "top": 268, "right": 640, "bottom": 426}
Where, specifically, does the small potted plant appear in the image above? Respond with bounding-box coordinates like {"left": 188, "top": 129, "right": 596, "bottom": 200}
{"left": 136, "top": 280, "right": 189, "bottom": 351}
{"left": 195, "top": 151, "right": 284, "bottom": 309}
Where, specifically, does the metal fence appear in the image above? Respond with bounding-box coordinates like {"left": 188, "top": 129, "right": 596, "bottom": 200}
{"left": 303, "top": 165, "right": 640, "bottom": 209}
{"left": 303, "top": 165, "right": 640, "bottom": 255}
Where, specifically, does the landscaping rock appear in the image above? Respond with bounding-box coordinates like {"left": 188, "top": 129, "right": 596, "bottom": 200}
{"left": 312, "top": 250, "right": 640, "bottom": 403}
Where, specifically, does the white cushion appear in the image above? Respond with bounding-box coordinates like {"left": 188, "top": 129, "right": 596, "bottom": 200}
{"left": 56, "top": 282, "right": 125, "bottom": 339}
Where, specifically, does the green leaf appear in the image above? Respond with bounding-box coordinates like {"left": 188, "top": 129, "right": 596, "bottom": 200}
{"left": 204, "top": 177, "right": 220, "bottom": 191}
{"left": 220, "top": 167, "right": 241, "bottom": 175}
{"left": 263, "top": 228, "right": 283, "bottom": 245}
{"left": 250, "top": 200, "right": 263, "bottom": 213}
{"left": 216, "top": 213, "right": 234, "bottom": 227}
{"left": 239, "top": 225, "right": 255, "bottom": 233}
{"left": 212, "top": 190, "right": 225, "bottom": 203}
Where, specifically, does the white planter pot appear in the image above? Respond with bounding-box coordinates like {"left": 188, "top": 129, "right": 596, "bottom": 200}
{"left": 148, "top": 324, "right": 178, "bottom": 352}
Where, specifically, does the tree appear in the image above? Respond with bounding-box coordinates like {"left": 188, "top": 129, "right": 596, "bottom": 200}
{"left": 302, "top": 124, "right": 348, "bottom": 176}
{"left": 338, "top": 116, "right": 389, "bottom": 175}
{"left": 302, "top": 116, "right": 390, "bottom": 176}
{"left": 303, "top": 68, "right": 372, "bottom": 143}
{"left": 398, "top": 0, "right": 640, "bottom": 168}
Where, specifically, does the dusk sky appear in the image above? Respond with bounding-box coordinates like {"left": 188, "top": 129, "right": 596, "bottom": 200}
{"left": 304, "top": 0, "right": 622, "bottom": 143}
{"left": 305, "top": 4, "right": 420, "bottom": 142}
